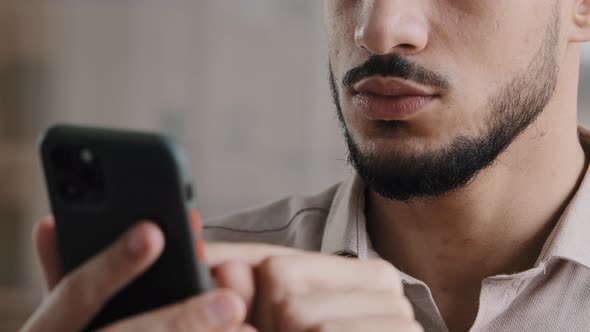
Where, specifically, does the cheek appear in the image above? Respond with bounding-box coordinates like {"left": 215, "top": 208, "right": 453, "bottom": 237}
{"left": 439, "top": 1, "right": 551, "bottom": 83}
{"left": 427, "top": 3, "right": 551, "bottom": 122}
{"left": 325, "top": 1, "right": 361, "bottom": 77}
{"left": 327, "top": 24, "right": 355, "bottom": 71}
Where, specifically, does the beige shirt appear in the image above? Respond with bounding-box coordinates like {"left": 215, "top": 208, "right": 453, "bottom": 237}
{"left": 204, "top": 129, "right": 590, "bottom": 332}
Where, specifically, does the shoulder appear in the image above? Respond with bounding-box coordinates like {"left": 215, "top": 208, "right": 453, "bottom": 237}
{"left": 203, "top": 182, "right": 341, "bottom": 250}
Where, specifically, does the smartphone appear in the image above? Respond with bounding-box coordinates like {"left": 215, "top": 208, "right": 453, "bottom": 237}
{"left": 39, "top": 124, "right": 214, "bottom": 331}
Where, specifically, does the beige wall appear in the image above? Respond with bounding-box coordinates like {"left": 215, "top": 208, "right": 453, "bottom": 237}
{"left": 1, "top": 1, "right": 590, "bottom": 330}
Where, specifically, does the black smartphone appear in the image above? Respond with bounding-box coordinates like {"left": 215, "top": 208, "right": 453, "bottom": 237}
{"left": 39, "top": 124, "right": 214, "bottom": 331}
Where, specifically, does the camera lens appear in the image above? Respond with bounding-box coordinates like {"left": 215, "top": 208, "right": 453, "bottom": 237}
{"left": 80, "top": 148, "right": 94, "bottom": 164}
{"left": 59, "top": 181, "right": 83, "bottom": 201}
{"left": 65, "top": 184, "right": 78, "bottom": 196}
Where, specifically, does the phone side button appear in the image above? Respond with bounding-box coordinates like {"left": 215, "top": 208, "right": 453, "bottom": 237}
{"left": 185, "top": 184, "right": 194, "bottom": 201}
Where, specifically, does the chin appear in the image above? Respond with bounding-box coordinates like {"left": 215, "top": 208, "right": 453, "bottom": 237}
{"left": 353, "top": 129, "right": 451, "bottom": 158}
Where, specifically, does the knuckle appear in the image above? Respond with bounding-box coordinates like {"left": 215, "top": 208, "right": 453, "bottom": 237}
{"left": 382, "top": 293, "right": 413, "bottom": 317}
{"left": 310, "top": 319, "right": 422, "bottom": 332}
{"left": 394, "top": 320, "right": 424, "bottom": 332}
{"left": 367, "top": 259, "right": 402, "bottom": 291}
{"left": 373, "top": 292, "right": 414, "bottom": 320}
{"left": 398, "top": 297, "right": 415, "bottom": 319}
{"left": 257, "top": 256, "right": 296, "bottom": 292}
{"left": 59, "top": 273, "right": 100, "bottom": 316}
{"left": 275, "top": 297, "right": 306, "bottom": 331}
{"left": 169, "top": 298, "right": 205, "bottom": 331}
{"left": 308, "top": 321, "right": 341, "bottom": 332}
{"left": 258, "top": 256, "right": 287, "bottom": 279}
{"left": 369, "top": 259, "right": 397, "bottom": 279}
{"left": 407, "top": 321, "right": 425, "bottom": 332}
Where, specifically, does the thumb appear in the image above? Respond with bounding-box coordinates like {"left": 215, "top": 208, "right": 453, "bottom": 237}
{"left": 23, "top": 222, "right": 165, "bottom": 332}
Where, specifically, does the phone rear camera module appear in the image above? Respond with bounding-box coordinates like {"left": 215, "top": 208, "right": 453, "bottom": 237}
{"left": 51, "top": 146, "right": 105, "bottom": 205}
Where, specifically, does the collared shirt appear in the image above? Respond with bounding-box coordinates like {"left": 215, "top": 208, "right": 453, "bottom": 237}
{"left": 204, "top": 129, "right": 590, "bottom": 332}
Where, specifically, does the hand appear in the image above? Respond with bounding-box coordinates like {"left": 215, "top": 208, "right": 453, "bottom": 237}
{"left": 21, "top": 217, "right": 256, "bottom": 332}
{"left": 208, "top": 243, "right": 423, "bottom": 332}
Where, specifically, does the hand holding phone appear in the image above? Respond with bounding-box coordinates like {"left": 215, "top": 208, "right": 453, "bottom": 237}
{"left": 30, "top": 125, "right": 224, "bottom": 330}
{"left": 21, "top": 217, "right": 252, "bottom": 332}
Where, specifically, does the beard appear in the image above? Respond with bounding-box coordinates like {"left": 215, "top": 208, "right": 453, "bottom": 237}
{"left": 330, "top": 7, "right": 560, "bottom": 202}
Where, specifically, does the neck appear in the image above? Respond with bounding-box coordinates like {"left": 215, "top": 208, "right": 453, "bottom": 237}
{"left": 367, "top": 47, "right": 588, "bottom": 300}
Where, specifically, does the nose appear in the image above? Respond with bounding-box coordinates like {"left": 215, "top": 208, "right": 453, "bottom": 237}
{"left": 355, "top": 0, "right": 429, "bottom": 56}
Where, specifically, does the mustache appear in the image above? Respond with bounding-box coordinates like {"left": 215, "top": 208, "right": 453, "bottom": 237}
{"left": 342, "top": 55, "right": 450, "bottom": 90}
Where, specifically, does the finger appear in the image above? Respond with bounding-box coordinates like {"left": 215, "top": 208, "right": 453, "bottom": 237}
{"left": 311, "top": 316, "right": 424, "bottom": 332}
{"left": 205, "top": 242, "right": 301, "bottom": 267}
{"left": 274, "top": 291, "right": 415, "bottom": 332}
{"left": 98, "top": 289, "right": 248, "bottom": 332}
{"left": 254, "top": 256, "right": 402, "bottom": 332}
{"left": 22, "top": 221, "right": 164, "bottom": 332}
{"left": 237, "top": 325, "right": 259, "bottom": 332}
{"left": 256, "top": 255, "right": 403, "bottom": 295}
{"left": 207, "top": 243, "right": 402, "bottom": 293}
{"left": 33, "top": 216, "right": 63, "bottom": 291}
{"left": 213, "top": 261, "right": 256, "bottom": 320}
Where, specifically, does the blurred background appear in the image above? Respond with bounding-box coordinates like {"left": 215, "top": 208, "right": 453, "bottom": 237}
{"left": 0, "top": 1, "right": 589, "bottom": 329}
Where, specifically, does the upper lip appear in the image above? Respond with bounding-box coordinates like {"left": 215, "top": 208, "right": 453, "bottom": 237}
{"left": 353, "top": 77, "right": 437, "bottom": 97}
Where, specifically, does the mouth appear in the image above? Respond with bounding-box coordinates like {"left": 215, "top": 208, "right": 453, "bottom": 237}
{"left": 351, "top": 77, "right": 440, "bottom": 121}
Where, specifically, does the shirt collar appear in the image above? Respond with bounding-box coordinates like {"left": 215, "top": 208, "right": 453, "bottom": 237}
{"left": 321, "top": 127, "right": 590, "bottom": 271}
{"left": 537, "top": 127, "right": 590, "bottom": 270}
{"left": 321, "top": 174, "right": 370, "bottom": 258}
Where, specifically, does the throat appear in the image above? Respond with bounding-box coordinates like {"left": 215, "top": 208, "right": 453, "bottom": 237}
{"left": 432, "top": 288, "right": 481, "bottom": 332}
{"left": 365, "top": 180, "right": 570, "bottom": 332}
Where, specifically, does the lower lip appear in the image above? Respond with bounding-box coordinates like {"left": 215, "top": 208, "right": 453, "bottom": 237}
{"left": 352, "top": 93, "right": 436, "bottom": 121}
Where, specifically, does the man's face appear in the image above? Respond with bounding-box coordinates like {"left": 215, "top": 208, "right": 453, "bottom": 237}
{"left": 325, "top": 0, "right": 562, "bottom": 201}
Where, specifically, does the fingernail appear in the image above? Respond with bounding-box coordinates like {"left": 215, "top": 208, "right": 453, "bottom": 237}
{"left": 205, "top": 292, "right": 242, "bottom": 327}
{"left": 125, "top": 225, "right": 146, "bottom": 257}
